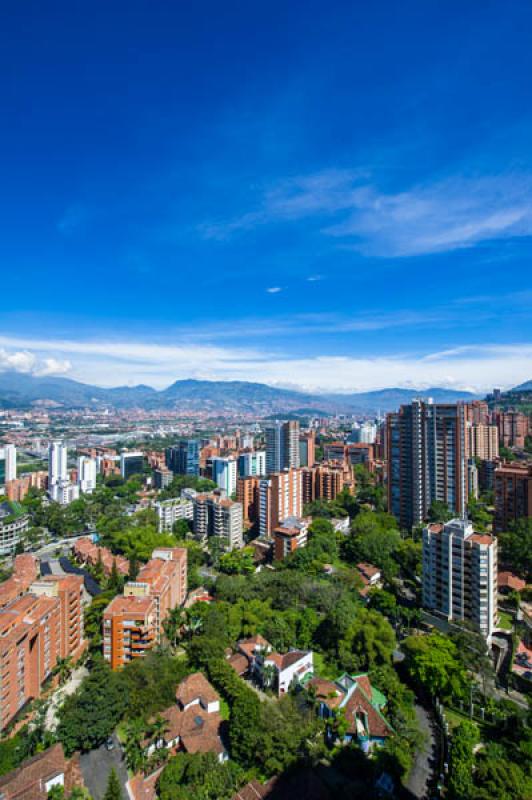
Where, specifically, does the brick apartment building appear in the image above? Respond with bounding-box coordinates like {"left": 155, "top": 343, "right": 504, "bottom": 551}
{"left": 73, "top": 537, "right": 130, "bottom": 577}
{"left": 5, "top": 471, "right": 48, "bottom": 502}
{"left": 103, "top": 547, "right": 187, "bottom": 669}
{"left": 465, "top": 422, "right": 499, "bottom": 460}
{"left": 0, "top": 569, "right": 86, "bottom": 731}
{"left": 259, "top": 469, "right": 302, "bottom": 539}
{"left": 237, "top": 476, "right": 260, "bottom": 525}
{"left": 493, "top": 410, "right": 530, "bottom": 449}
{"left": 301, "top": 465, "right": 344, "bottom": 505}
{"left": 494, "top": 462, "right": 532, "bottom": 532}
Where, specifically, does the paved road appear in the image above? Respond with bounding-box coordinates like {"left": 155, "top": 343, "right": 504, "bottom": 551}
{"left": 405, "top": 704, "right": 437, "bottom": 800}
{"left": 79, "top": 734, "right": 129, "bottom": 800}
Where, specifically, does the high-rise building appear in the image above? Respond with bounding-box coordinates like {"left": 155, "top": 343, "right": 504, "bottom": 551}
{"left": 238, "top": 450, "right": 266, "bottom": 478}
{"left": 0, "top": 445, "right": 17, "bottom": 485}
{"left": 265, "top": 421, "right": 300, "bottom": 473}
{"left": 237, "top": 476, "right": 261, "bottom": 525}
{"left": 349, "top": 422, "right": 377, "bottom": 444}
{"left": 302, "top": 465, "right": 344, "bottom": 505}
{"left": 465, "top": 423, "right": 499, "bottom": 461}
{"left": 494, "top": 462, "right": 532, "bottom": 532}
{"left": 192, "top": 493, "right": 243, "bottom": 550}
{"left": 387, "top": 401, "right": 467, "bottom": 530}
{"left": 298, "top": 432, "right": 316, "bottom": 468}
{"left": 212, "top": 457, "right": 238, "bottom": 496}
{"left": 77, "top": 456, "right": 97, "bottom": 494}
{"left": 464, "top": 401, "right": 490, "bottom": 426}
{"left": 165, "top": 440, "right": 200, "bottom": 476}
{"left": 48, "top": 441, "right": 68, "bottom": 488}
{"left": 259, "top": 469, "right": 302, "bottom": 539}
{"left": 422, "top": 518, "right": 498, "bottom": 642}
{"left": 120, "top": 451, "right": 144, "bottom": 480}
{"left": 0, "top": 571, "right": 86, "bottom": 731}
{"left": 493, "top": 410, "right": 530, "bottom": 449}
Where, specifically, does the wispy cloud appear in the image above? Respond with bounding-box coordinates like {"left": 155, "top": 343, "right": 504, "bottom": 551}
{"left": 266, "top": 287, "right": 283, "bottom": 294}
{"left": 0, "top": 334, "right": 531, "bottom": 393}
{"left": 200, "top": 168, "right": 532, "bottom": 257}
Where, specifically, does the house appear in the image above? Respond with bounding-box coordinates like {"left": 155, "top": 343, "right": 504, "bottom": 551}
{"left": 356, "top": 562, "right": 382, "bottom": 599}
{"left": 0, "top": 743, "right": 83, "bottom": 799}
{"left": 498, "top": 571, "right": 527, "bottom": 594}
{"left": 145, "top": 672, "right": 227, "bottom": 762}
{"left": 234, "top": 636, "right": 314, "bottom": 695}
{"left": 308, "top": 673, "right": 393, "bottom": 752}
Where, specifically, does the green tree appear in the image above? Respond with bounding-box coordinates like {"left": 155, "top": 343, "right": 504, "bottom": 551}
{"left": 402, "top": 633, "right": 468, "bottom": 701}
{"left": 498, "top": 517, "right": 532, "bottom": 580}
{"left": 57, "top": 660, "right": 128, "bottom": 754}
{"left": 219, "top": 547, "right": 255, "bottom": 575}
{"left": 103, "top": 768, "right": 123, "bottom": 800}
{"left": 339, "top": 608, "right": 396, "bottom": 672}
{"left": 427, "top": 499, "right": 453, "bottom": 522}
{"left": 447, "top": 721, "right": 478, "bottom": 800}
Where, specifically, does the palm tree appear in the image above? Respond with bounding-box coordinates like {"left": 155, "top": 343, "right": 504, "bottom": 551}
{"left": 123, "top": 717, "right": 147, "bottom": 774}
{"left": 148, "top": 714, "right": 169, "bottom": 751}
{"left": 55, "top": 656, "right": 73, "bottom": 686}
{"left": 162, "top": 606, "right": 185, "bottom": 651}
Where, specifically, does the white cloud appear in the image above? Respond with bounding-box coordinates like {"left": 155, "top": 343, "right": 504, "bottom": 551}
{"left": 0, "top": 335, "right": 530, "bottom": 393}
{"left": 266, "top": 287, "right": 283, "bottom": 293}
{"left": 201, "top": 168, "right": 532, "bottom": 256}
{"left": 0, "top": 348, "right": 72, "bottom": 378}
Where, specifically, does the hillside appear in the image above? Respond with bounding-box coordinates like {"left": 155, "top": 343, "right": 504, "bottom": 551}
{"left": 0, "top": 372, "right": 479, "bottom": 414}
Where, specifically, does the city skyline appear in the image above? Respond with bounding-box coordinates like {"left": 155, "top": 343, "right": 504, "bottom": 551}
{"left": 2, "top": 3, "right": 532, "bottom": 392}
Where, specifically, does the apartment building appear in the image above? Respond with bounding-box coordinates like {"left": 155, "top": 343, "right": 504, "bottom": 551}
{"left": 155, "top": 496, "right": 193, "bottom": 532}
{"left": 422, "top": 517, "right": 498, "bottom": 641}
{"left": 387, "top": 400, "right": 468, "bottom": 530}
{"left": 165, "top": 440, "right": 200, "bottom": 476}
{"left": 0, "top": 554, "right": 39, "bottom": 609}
{"left": 259, "top": 468, "right": 302, "bottom": 539}
{"left": 466, "top": 422, "right": 499, "bottom": 460}
{"left": 265, "top": 421, "right": 300, "bottom": 473}
{"left": 29, "top": 575, "right": 85, "bottom": 660}
{"left": 192, "top": 493, "right": 243, "bottom": 550}
{"left": 73, "top": 537, "right": 130, "bottom": 577}
{"left": 5, "top": 471, "right": 48, "bottom": 502}
{"left": 494, "top": 462, "right": 532, "bottom": 532}
{"left": 0, "top": 573, "right": 86, "bottom": 731}
{"left": 493, "top": 410, "right": 530, "bottom": 449}
{"left": 273, "top": 516, "right": 310, "bottom": 560}
{"left": 237, "top": 450, "right": 266, "bottom": 478}
{"left": 301, "top": 465, "right": 344, "bottom": 505}
{"left": 102, "top": 595, "right": 156, "bottom": 670}
{"left": 298, "top": 432, "right": 316, "bottom": 468}
{"left": 212, "top": 457, "right": 238, "bottom": 496}
{"left": 236, "top": 476, "right": 260, "bottom": 525}
{"left": 103, "top": 547, "right": 187, "bottom": 669}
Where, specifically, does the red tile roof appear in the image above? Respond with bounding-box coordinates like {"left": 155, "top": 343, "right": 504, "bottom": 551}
{"left": 0, "top": 744, "right": 81, "bottom": 800}
{"left": 498, "top": 571, "right": 526, "bottom": 592}
{"left": 175, "top": 672, "right": 219, "bottom": 708}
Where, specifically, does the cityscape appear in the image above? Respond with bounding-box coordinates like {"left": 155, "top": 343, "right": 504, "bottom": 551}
{"left": 1, "top": 3, "right": 532, "bottom": 800}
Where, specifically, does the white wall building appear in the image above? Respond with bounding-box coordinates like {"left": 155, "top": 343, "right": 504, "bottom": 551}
{"left": 48, "top": 441, "right": 68, "bottom": 488}
{"left": 422, "top": 517, "right": 498, "bottom": 642}
{"left": 0, "top": 445, "right": 17, "bottom": 483}
{"left": 155, "top": 497, "right": 194, "bottom": 532}
{"left": 78, "top": 456, "right": 97, "bottom": 494}
{"left": 238, "top": 450, "right": 266, "bottom": 478}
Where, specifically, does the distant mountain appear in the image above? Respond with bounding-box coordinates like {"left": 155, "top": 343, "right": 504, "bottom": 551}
{"left": 0, "top": 371, "right": 479, "bottom": 414}
{"left": 511, "top": 379, "right": 532, "bottom": 392}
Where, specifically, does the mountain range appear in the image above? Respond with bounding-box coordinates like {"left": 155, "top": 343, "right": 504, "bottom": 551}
{"left": 0, "top": 371, "right": 482, "bottom": 414}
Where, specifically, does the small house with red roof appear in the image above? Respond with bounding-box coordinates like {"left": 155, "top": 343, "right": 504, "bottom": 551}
{"left": 308, "top": 672, "right": 393, "bottom": 752}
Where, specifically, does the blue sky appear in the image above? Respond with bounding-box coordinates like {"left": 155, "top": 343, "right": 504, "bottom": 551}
{"left": 1, "top": 1, "right": 532, "bottom": 392}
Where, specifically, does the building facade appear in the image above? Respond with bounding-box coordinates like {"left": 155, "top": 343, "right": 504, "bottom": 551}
{"left": 387, "top": 401, "right": 468, "bottom": 530}
{"left": 265, "top": 421, "right": 300, "bottom": 473}
{"left": 494, "top": 462, "right": 532, "bottom": 532}
{"left": 165, "top": 440, "right": 200, "bottom": 477}
{"left": 422, "top": 517, "right": 498, "bottom": 641}
{"left": 259, "top": 468, "right": 302, "bottom": 539}
{"left": 212, "top": 457, "right": 238, "bottom": 496}
{"left": 237, "top": 450, "right": 266, "bottom": 478}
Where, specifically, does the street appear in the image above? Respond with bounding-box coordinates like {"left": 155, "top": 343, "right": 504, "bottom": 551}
{"left": 405, "top": 704, "right": 438, "bottom": 800}
{"left": 79, "top": 734, "right": 129, "bottom": 800}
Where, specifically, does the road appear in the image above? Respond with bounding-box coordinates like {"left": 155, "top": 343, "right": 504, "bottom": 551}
{"left": 405, "top": 704, "right": 437, "bottom": 800}
{"left": 79, "top": 734, "right": 129, "bottom": 800}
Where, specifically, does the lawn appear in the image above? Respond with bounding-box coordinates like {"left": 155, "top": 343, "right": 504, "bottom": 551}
{"left": 498, "top": 610, "right": 513, "bottom": 630}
